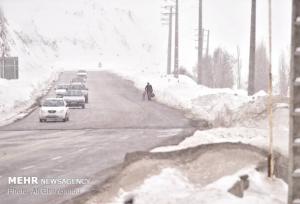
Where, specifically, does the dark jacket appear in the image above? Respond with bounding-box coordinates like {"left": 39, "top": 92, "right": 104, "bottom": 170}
{"left": 145, "top": 84, "right": 153, "bottom": 93}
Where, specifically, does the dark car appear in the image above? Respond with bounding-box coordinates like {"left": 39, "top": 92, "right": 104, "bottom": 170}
{"left": 69, "top": 83, "right": 89, "bottom": 103}
{"left": 71, "top": 77, "right": 86, "bottom": 84}
{"left": 63, "top": 90, "right": 86, "bottom": 109}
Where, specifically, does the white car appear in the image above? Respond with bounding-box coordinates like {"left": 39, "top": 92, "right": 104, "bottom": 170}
{"left": 39, "top": 98, "right": 70, "bottom": 122}
{"left": 77, "top": 70, "right": 87, "bottom": 79}
{"left": 55, "top": 84, "right": 70, "bottom": 98}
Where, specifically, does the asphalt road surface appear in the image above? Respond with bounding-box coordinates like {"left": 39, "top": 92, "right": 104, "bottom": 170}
{"left": 0, "top": 71, "right": 193, "bottom": 204}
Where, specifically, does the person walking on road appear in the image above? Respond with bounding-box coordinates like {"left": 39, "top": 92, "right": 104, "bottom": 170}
{"left": 144, "top": 82, "right": 155, "bottom": 101}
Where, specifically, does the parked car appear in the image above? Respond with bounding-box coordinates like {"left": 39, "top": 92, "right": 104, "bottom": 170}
{"left": 77, "top": 70, "right": 87, "bottom": 79}
{"left": 55, "top": 84, "right": 70, "bottom": 98}
{"left": 63, "top": 90, "right": 86, "bottom": 109}
{"left": 69, "top": 83, "right": 89, "bottom": 103}
{"left": 39, "top": 98, "right": 70, "bottom": 122}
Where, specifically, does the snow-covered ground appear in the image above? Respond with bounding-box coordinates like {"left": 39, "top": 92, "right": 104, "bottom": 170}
{"left": 1, "top": 0, "right": 290, "bottom": 203}
{"left": 113, "top": 167, "right": 287, "bottom": 204}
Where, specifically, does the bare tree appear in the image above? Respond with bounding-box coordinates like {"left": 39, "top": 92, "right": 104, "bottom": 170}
{"left": 254, "top": 43, "right": 269, "bottom": 92}
{"left": 201, "top": 55, "right": 213, "bottom": 87}
{"left": 0, "top": 8, "right": 9, "bottom": 57}
{"left": 248, "top": 0, "right": 256, "bottom": 95}
{"left": 278, "top": 50, "right": 289, "bottom": 97}
{"left": 212, "top": 48, "right": 234, "bottom": 88}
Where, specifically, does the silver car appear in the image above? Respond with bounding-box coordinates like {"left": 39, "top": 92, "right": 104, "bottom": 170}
{"left": 55, "top": 84, "right": 70, "bottom": 98}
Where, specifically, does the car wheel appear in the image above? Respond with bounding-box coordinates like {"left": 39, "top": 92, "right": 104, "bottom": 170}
{"left": 82, "top": 104, "right": 85, "bottom": 109}
{"left": 39, "top": 119, "right": 43, "bottom": 123}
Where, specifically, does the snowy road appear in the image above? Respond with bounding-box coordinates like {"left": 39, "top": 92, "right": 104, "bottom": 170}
{"left": 0, "top": 71, "right": 194, "bottom": 204}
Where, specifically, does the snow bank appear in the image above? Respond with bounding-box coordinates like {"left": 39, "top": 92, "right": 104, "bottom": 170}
{"left": 152, "top": 100, "right": 289, "bottom": 156}
{"left": 152, "top": 126, "right": 288, "bottom": 156}
{"left": 113, "top": 167, "right": 287, "bottom": 204}
{"left": 0, "top": 72, "right": 58, "bottom": 125}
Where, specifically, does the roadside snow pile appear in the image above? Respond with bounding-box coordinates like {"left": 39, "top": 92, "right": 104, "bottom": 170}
{"left": 113, "top": 168, "right": 287, "bottom": 204}
{"left": 152, "top": 97, "right": 289, "bottom": 155}
{"left": 152, "top": 126, "right": 288, "bottom": 156}
{"left": 0, "top": 73, "right": 57, "bottom": 125}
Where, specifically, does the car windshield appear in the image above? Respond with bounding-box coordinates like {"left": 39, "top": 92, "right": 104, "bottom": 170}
{"left": 56, "top": 84, "right": 68, "bottom": 89}
{"left": 65, "top": 90, "right": 83, "bottom": 96}
{"left": 43, "top": 100, "right": 64, "bottom": 107}
{"left": 69, "top": 85, "right": 85, "bottom": 90}
{"left": 72, "top": 78, "right": 83, "bottom": 82}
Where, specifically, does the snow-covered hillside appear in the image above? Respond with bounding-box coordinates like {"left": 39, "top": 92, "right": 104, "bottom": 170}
{"left": 0, "top": 0, "right": 165, "bottom": 123}
{"left": 2, "top": 0, "right": 165, "bottom": 70}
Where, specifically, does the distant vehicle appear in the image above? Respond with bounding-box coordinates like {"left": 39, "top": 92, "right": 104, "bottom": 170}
{"left": 63, "top": 90, "right": 85, "bottom": 109}
{"left": 71, "top": 77, "right": 86, "bottom": 84}
{"left": 98, "top": 62, "right": 102, "bottom": 68}
{"left": 39, "top": 98, "right": 70, "bottom": 122}
{"left": 69, "top": 83, "right": 89, "bottom": 103}
{"left": 55, "top": 84, "right": 70, "bottom": 98}
{"left": 77, "top": 70, "right": 87, "bottom": 79}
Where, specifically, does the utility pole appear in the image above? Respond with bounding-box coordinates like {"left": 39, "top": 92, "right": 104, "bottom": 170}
{"left": 167, "top": 7, "right": 173, "bottom": 75}
{"left": 267, "top": 0, "right": 274, "bottom": 179}
{"left": 289, "top": 1, "right": 300, "bottom": 203}
{"left": 161, "top": 6, "right": 174, "bottom": 75}
{"left": 248, "top": 0, "right": 256, "bottom": 95}
{"left": 174, "top": 0, "right": 179, "bottom": 78}
{"left": 162, "top": 0, "right": 176, "bottom": 76}
{"left": 197, "top": 0, "right": 203, "bottom": 84}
